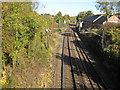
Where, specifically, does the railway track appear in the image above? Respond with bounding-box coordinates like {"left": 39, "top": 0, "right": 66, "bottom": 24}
{"left": 61, "top": 29, "right": 75, "bottom": 89}
{"left": 56, "top": 28, "right": 109, "bottom": 89}
{"left": 72, "top": 32, "right": 108, "bottom": 89}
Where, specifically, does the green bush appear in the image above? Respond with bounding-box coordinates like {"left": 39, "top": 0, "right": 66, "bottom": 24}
{"left": 1, "top": 2, "right": 53, "bottom": 87}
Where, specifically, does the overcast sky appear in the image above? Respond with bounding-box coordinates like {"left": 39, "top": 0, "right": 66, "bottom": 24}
{"left": 35, "top": 0, "right": 102, "bottom": 16}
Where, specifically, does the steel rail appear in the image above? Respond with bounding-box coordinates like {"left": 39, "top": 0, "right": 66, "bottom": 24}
{"left": 72, "top": 32, "right": 95, "bottom": 89}
{"left": 74, "top": 32, "right": 102, "bottom": 89}
{"left": 74, "top": 32, "right": 108, "bottom": 90}
{"left": 67, "top": 31, "right": 77, "bottom": 89}
{"left": 61, "top": 31, "right": 66, "bottom": 89}
{"left": 70, "top": 32, "right": 87, "bottom": 90}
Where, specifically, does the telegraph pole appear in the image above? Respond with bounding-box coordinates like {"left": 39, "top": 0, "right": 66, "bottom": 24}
{"left": 102, "top": 28, "right": 105, "bottom": 49}
{"left": 46, "top": 28, "right": 49, "bottom": 48}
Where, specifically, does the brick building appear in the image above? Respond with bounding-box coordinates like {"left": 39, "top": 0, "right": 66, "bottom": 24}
{"left": 81, "top": 14, "right": 120, "bottom": 29}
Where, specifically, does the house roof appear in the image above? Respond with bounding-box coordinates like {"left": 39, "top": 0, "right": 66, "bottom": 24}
{"left": 82, "top": 14, "right": 101, "bottom": 22}
{"left": 114, "top": 13, "right": 120, "bottom": 19}
{"left": 95, "top": 15, "right": 112, "bottom": 24}
{"left": 82, "top": 14, "right": 114, "bottom": 24}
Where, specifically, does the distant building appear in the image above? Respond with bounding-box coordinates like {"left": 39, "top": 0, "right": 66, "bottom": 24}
{"left": 114, "top": 13, "right": 120, "bottom": 19}
{"left": 81, "top": 14, "right": 120, "bottom": 29}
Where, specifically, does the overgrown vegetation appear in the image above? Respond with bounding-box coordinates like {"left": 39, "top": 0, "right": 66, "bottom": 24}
{"left": 78, "top": 23, "right": 120, "bottom": 87}
{"left": 1, "top": 2, "right": 61, "bottom": 88}
{"left": 97, "top": 23, "right": 120, "bottom": 87}
{"left": 95, "top": 0, "right": 120, "bottom": 85}
{"left": 98, "top": 23, "right": 120, "bottom": 60}
{"left": 54, "top": 11, "right": 70, "bottom": 28}
{"left": 76, "top": 11, "right": 94, "bottom": 22}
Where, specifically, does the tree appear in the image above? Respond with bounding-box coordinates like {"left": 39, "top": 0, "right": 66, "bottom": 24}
{"left": 109, "top": 1, "right": 120, "bottom": 14}
{"left": 95, "top": 0, "right": 120, "bottom": 49}
{"left": 54, "top": 11, "right": 63, "bottom": 27}
{"left": 32, "top": 2, "right": 39, "bottom": 11}
{"left": 95, "top": 0, "right": 113, "bottom": 48}
{"left": 76, "top": 11, "right": 94, "bottom": 22}
{"left": 96, "top": 1, "right": 120, "bottom": 14}
{"left": 63, "top": 14, "right": 70, "bottom": 24}
{"left": 2, "top": 2, "right": 53, "bottom": 69}
{"left": 63, "top": 14, "right": 70, "bottom": 20}
{"left": 76, "top": 11, "right": 86, "bottom": 21}
{"left": 56, "top": 11, "right": 62, "bottom": 16}
{"left": 114, "top": 1, "right": 120, "bottom": 13}
{"left": 54, "top": 11, "right": 62, "bottom": 23}
{"left": 86, "top": 10, "right": 94, "bottom": 17}
{"left": 95, "top": 0, "right": 114, "bottom": 17}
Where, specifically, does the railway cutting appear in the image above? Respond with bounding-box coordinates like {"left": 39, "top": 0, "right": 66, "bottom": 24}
{"left": 54, "top": 25, "right": 115, "bottom": 89}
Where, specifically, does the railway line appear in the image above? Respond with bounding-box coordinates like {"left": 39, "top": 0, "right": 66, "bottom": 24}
{"left": 55, "top": 27, "right": 109, "bottom": 89}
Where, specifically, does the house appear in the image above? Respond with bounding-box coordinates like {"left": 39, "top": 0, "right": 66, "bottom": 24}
{"left": 81, "top": 14, "right": 120, "bottom": 29}
{"left": 114, "top": 13, "right": 120, "bottom": 19}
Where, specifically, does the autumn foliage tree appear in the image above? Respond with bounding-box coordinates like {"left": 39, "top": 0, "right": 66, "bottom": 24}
{"left": 76, "top": 10, "right": 94, "bottom": 22}
{"left": 1, "top": 2, "right": 53, "bottom": 86}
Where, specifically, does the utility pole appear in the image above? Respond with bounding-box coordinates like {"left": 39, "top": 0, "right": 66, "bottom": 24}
{"left": 46, "top": 28, "right": 49, "bottom": 48}
{"left": 102, "top": 28, "right": 105, "bottom": 49}
{"left": 102, "top": 15, "right": 109, "bottom": 49}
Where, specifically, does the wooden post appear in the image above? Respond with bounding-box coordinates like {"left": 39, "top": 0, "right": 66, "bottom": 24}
{"left": 102, "top": 29, "right": 105, "bottom": 49}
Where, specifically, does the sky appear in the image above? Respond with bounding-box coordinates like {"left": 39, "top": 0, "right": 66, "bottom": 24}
{"left": 35, "top": 0, "right": 102, "bottom": 17}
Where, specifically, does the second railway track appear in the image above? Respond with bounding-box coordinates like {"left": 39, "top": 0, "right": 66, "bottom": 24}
{"left": 57, "top": 27, "right": 109, "bottom": 89}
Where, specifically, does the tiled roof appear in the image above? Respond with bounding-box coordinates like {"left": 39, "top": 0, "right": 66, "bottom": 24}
{"left": 82, "top": 14, "right": 113, "bottom": 24}
{"left": 114, "top": 13, "right": 120, "bottom": 19}
{"left": 82, "top": 14, "right": 101, "bottom": 22}
{"left": 95, "top": 15, "right": 112, "bottom": 24}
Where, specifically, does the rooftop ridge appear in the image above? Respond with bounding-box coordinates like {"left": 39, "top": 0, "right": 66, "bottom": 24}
{"left": 93, "top": 14, "right": 103, "bottom": 23}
